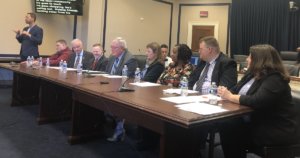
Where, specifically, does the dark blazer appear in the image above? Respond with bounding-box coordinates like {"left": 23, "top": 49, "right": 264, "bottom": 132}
{"left": 232, "top": 72, "right": 298, "bottom": 146}
{"left": 106, "top": 49, "right": 138, "bottom": 77}
{"left": 188, "top": 53, "right": 237, "bottom": 89}
{"left": 16, "top": 25, "right": 43, "bottom": 60}
{"left": 143, "top": 60, "right": 165, "bottom": 83}
{"left": 91, "top": 55, "right": 108, "bottom": 71}
{"left": 67, "top": 51, "right": 95, "bottom": 70}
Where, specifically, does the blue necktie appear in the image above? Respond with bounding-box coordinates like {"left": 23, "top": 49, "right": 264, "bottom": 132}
{"left": 195, "top": 63, "right": 210, "bottom": 92}
{"left": 111, "top": 57, "right": 119, "bottom": 75}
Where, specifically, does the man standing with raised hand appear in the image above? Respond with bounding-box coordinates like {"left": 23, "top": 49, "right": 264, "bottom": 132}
{"left": 14, "top": 12, "right": 43, "bottom": 61}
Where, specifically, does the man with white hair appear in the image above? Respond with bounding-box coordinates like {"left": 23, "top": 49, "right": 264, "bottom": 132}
{"left": 106, "top": 37, "right": 138, "bottom": 77}
{"left": 67, "top": 39, "right": 94, "bottom": 70}
{"left": 106, "top": 37, "right": 138, "bottom": 142}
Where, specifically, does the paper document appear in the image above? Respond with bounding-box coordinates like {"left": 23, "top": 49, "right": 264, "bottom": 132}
{"left": 163, "top": 88, "right": 198, "bottom": 95}
{"left": 48, "top": 67, "right": 77, "bottom": 71}
{"left": 161, "top": 96, "right": 208, "bottom": 104}
{"left": 130, "top": 82, "right": 161, "bottom": 87}
{"left": 104, "top": 75, "right": 123, "bottom": 78}
{"left": 88, "top": 74, "right": 109, "bottom": 76}
{"left": 175, "top": 102, "right": 227, "bottom": 115}
{"left": 161, "top": 94, "right": 221, "bottom": 104}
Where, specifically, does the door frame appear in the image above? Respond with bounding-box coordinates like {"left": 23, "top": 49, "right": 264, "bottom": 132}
{"left": 187, "top": 21, "right": 219, "bottom": 49}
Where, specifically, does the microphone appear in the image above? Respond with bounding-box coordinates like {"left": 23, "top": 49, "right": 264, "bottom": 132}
{"left": 119, "top": 77, "right": 135, "bottom": 92}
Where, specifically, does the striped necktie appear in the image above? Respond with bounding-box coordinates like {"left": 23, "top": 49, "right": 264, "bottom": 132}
{"left": 195, "top": 63, "right": 210, "bottom": 92}
{"left": 74, "top": 55, "right": 80, "bottom": 68}
{"left": 111, "top": 57, "right": 119, "bottom": 75}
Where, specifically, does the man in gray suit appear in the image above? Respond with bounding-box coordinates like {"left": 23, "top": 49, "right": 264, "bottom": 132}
{"left": 105, "top": 37, "right": 138, "bottom": 142}
{"left": 106, "top": 37, "right": 138, "bottom": 77}
{"left": 67, "top": 39, "right": 94, "bottom": 70}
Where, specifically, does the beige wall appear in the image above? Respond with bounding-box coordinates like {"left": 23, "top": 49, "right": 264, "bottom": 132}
{"left": 105, "top": 0, "right": 171, "bottom": 55}
{"left": 1, "top": 0, "right": 231, "bottom": 56}
{"left": 171, "top": 0, "right": 231, "bottom": 54}
{"left": 180, "top": 5, "right": 229, "bottom": 53}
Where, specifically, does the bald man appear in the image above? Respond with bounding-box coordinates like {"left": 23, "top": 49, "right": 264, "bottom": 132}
{"left": 67, "top": 39, "right": 94, "bottom": 70}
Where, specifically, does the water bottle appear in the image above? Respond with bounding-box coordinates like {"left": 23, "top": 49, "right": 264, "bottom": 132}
{"left": 62, "top": 61, "right": 67, "bottom": 73}
{"left": 46, "top": 58, "right": 50, "bottom": 67}
{"left": 134, "top": 67, "right": 141, "bottom": 83}
{"left": 59, "top": 60, "right": 63, "bottom": 70}
{"left": 77, "top": 63, "right": 82, "bottom": 75}
{"left": 180, "top": 76, "right": 188, "bottom": 97}
{"left": 38, "top": 57, "right": 43, "bottom": 67}
{"left": 209, "top": 82, "right": 218, "bottom": 95}
{"left": 29, "top": 56, "right": 34, "bottom": 66}
{"left": 27, "top": 56, "right": 31, "bottom": 66}
{"left": 122, "top": 65, "right": 128, "bottom": 83}
{"left": 209, "top": 82, "right": 218, "bottom": 104}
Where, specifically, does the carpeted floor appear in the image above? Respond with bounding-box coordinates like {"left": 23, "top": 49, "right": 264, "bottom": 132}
{"left": 0, "top": 87, "right": 260, "bottom": 158}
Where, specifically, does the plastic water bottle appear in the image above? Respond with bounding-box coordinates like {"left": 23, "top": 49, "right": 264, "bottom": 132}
{"left": 46, "top": 58, "right": 50, "bottom": 67}
{"left": 29, "top": 56, "right": 34, "bottom": 66}
{"left": 77, "top": 63, "right": 82, "bottom": 75}
{"left": 209, "top": 82, "right": 218, "bottom": 104}
{"left": 38, "top": 57, "right": 43, "bottom": 67}
{"left": 62, "top": 61, "right": 67, "bottom": 73}
{"left": 180, "top": 76, "right": 188, "bottom": 96}
{"left": 122, "top": 65, "right": 128, "bottom": 83}
{"left": 134, "top": 67, "right": 141, "bottom": 83}
{"left": 59, "top": 60, "right": 63, "bottom": 71}
{"left": 27, "top": 56, "right": 31, "bottom": 66}
{"left": 209, "top": 82, "right": 218, "bottom": 95}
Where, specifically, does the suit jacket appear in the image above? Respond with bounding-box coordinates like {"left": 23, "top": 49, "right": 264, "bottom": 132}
{"left": 188, "top": 53, "right": 237, "bottom": 89}
{"left": 91, "top": 55, "right": 108, "bottom": 71}
{"left": 232, "top": 72, "right": 299, "bottom": 146}
{"left": 16, "top": 25, "right": 43, "bottom": 60}
{"left": 67, "top": 51, "right": 95, "bottom": 70}
{"left": 106, "top": 49, "right": 138, "bottom": 77}
{"left": 143, "top": 60, "right": 165, "bottom": 83}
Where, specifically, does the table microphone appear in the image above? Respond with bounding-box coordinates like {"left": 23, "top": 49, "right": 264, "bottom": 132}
{"left": 118, "top": 77, "right": 135, "bottom": 92}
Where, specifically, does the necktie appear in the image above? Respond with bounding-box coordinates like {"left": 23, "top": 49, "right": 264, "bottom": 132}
{"left": 195, "top": 63, "right": 210, "bottom": 92}
{"left": 74, "top": 55, "right": 80, "bottom": 68}
{"left": 92, "top": 58, "right": 99, "bottom": 70}
{"left": 111, "top": 57, "right": 119, "bottom": 75}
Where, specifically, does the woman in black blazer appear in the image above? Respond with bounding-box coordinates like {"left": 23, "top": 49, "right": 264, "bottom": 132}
{"left": 217, "top": 44, "right": 299, "bottom": 158}
{"left": 142, "top": 42, "right": 165, "bottom": 82}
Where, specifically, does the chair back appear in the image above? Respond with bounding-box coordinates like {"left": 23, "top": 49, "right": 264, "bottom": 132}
{"left": 133, "top": 55, "right": 147, "bottom": 70}
{"left": 280, "top": 51, "right": 300, "bottom": 65}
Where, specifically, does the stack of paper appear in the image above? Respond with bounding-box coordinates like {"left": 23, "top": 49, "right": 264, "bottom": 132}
{"left": 130, "top": 82, "right": 161, "bottom": 87}
{"left": 163, "top": 88, "right": 198, "bottom": 95}
{"left": 175, "top": 102, "right": 227, "bottom": 115}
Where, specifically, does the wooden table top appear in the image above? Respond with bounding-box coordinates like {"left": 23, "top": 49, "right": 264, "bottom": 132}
{"left": 74, "top": 81, "right": 252, "bottom": 128}
{"left": 0, "top": 63, "right": 253, "bottom": 128}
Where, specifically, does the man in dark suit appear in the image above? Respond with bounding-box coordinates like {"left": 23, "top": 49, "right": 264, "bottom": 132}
{"left": 106, "top": 37, "right": 138, "bottom": 77}
{"left": 67, "top": 39, "right": 94, "bottom": 70}
{"left": 188, "top": 36, "right": 237, "bottom": 92}
{"left": 14, "top": 12, "right": 43, "bottom": 61}
{"left": 90, "top": 43, "right": 108, "bottom": 71}
{"left": 187, "top": 36, "right": 237, "bottom": 156}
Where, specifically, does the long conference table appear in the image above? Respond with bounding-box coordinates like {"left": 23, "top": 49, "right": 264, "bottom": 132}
{"left": 0, "top": 63, "right": 253, "bottom": 158}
